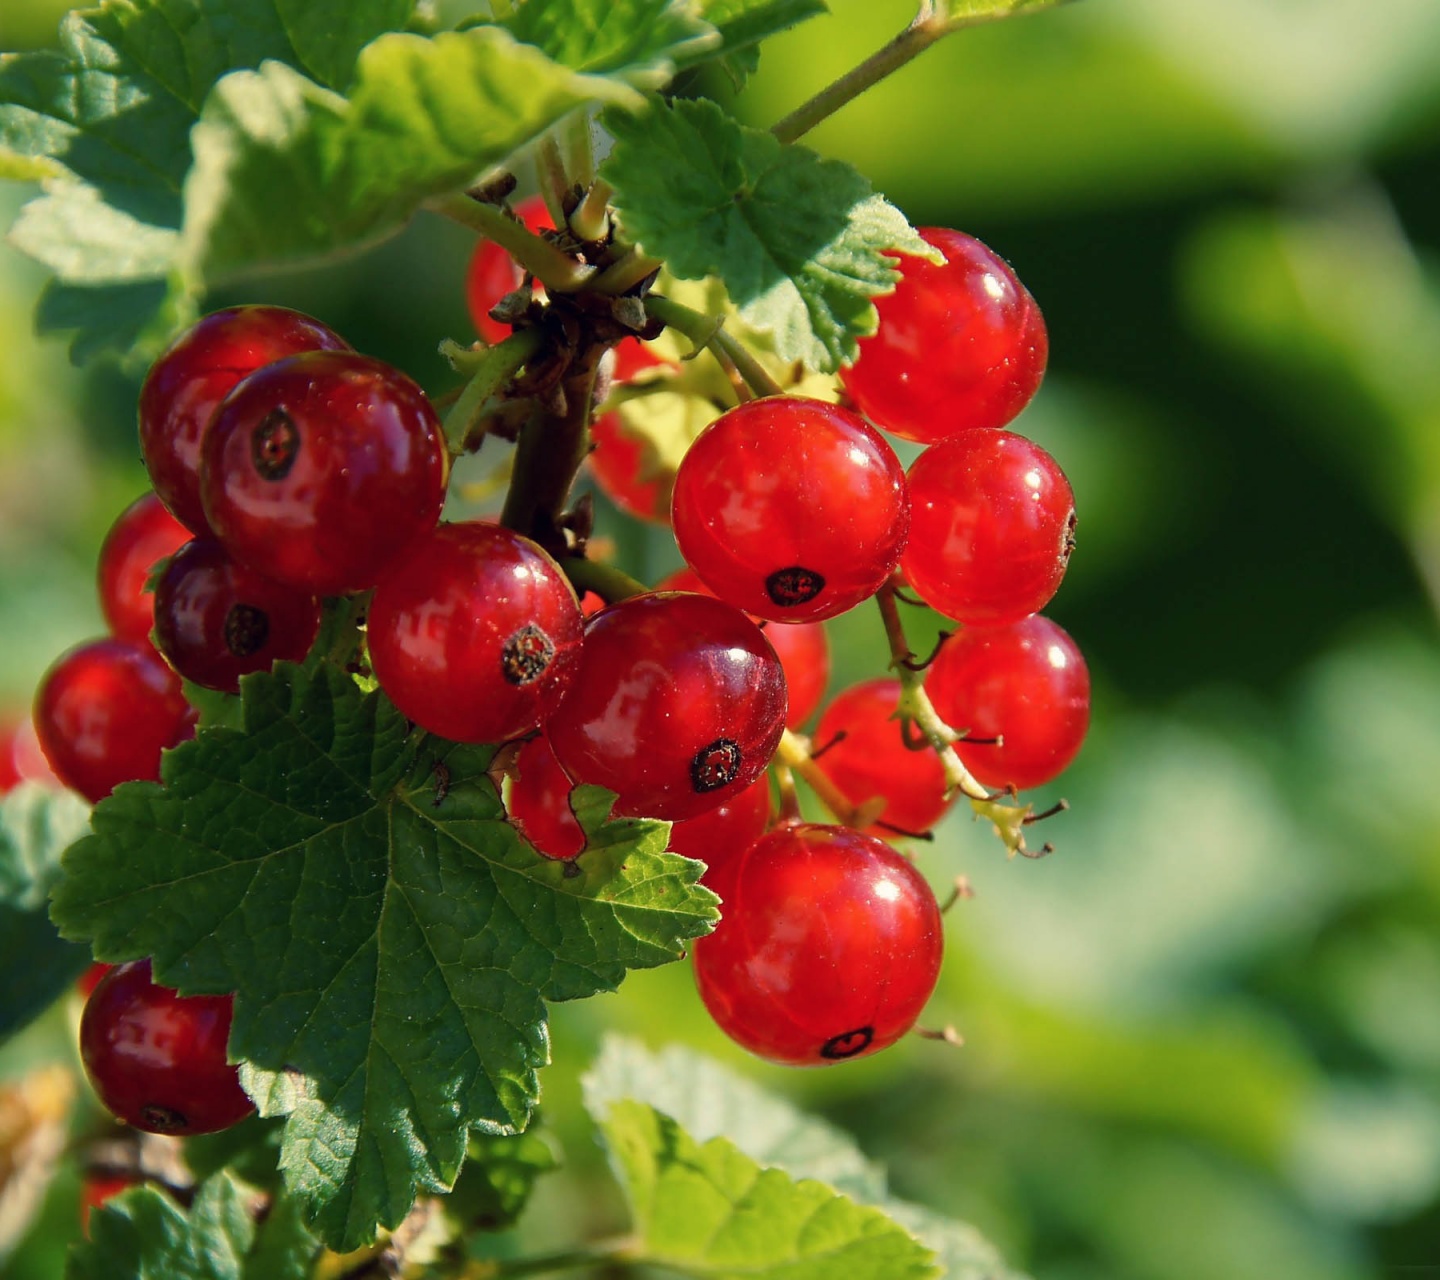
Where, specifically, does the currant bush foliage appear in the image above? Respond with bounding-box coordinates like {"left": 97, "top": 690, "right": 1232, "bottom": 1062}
{"left": 50, "top": 663, "right": 716, "bottom": 1249}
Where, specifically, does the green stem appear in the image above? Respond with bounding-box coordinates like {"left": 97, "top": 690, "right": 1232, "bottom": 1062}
{"left": 428, "top": 192, "right": 594, "bottom": 293}
{"left": 558, "top": 556, "right": 648, "bottom": 603}
{"left": 440, "top": 330, "right": 543, "bottom": 457}
{"left": 589, "top": 247, "right": 664, "bottom": 295}
{"left": 564, "top": 113, "right": 596, "bottom": 191}
{"left": 644, "top": 295, "right": 785, "bottom": 399}
{"left": 536, "top": 133, "right": 571, "bottom": 229}
{"left": 569, "top": 178, "right": 613, "bottom": 244}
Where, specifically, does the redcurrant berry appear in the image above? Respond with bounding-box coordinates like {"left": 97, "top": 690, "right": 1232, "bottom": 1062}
{"left": 902, "top": 429, "right": 1075, "bottom": 625}
{"left": 0, "top": 716, "right": 57, "bottom": 794}
{"left": 694, "top": 822, "right": 943, "bottom": 1065}
{"left": 80, "top": 959, "right": 253, "bottom": 1136}
{"left": 671, "top": 397, "right": 908, "bottom": 623}
{"left": 96, "top": 493, "right": 190, "bottom": 648}
{"left": 841, "top": 227, "right": 1047, "bottom": 443}
{"left": 589, "top": 342, "right": 672, "bottom": 524}
{"left": 152, "top": 539, "right": 322, "bottom": 693}
{"left": 813, "top": 678, "right": 951, "bottom": 837}
{"left": 33, "top": 640, "right": 196, "bottom": 803}
{"left": 547, "top": 592, "right": 787, "bottom": 821}
{"left": 76, "top": 962, "right": 115, "bottom": 999}
{"left": 81, "top": 1172, "right": 140, "bottom": 1234}
{"left": 368, "top": 522, "right": 584, "bottom": 744}
{"left": 465, "top": 195, "right": 555, "bottom": 344}
{"left": 925, "top": 615, "right": 1089, "bottom": 791}
{"left": 201, "top": 351, "right": 448, "bottom": 596}
{"left": 656, "top": 567, "right": 829, "bottom": 728}
{"left": 507, "top": 734, "right": 586, "bottom": 861}
{"left": 139, "top": 306, "right": 349, "bottom": 535}
{"left": 666, "top": 772, "right": 772, "bottom": 876}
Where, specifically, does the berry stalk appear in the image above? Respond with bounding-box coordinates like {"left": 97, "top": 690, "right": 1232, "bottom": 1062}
{"left": 440, "top": 329, "right": 544, "bottom": 457}
{"left": 644, "top": 295, "right": 784, "bottom": 399}
{"left": 429, "top": 192, "right": 595, "bottom": 293}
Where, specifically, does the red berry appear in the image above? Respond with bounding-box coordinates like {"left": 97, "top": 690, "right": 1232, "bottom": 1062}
{"left": 76, "top": 962, "right": 115, "bottom": 999}
{"left": 925, "top": 615, "right": 1089, "bottom": 791}
{"left": 139, "top": 306, "right": 350, "bottom": 535}
{"left": 0, "top": 716, "right": 58, "bottom": 794}
{"left": 96, "top": 493, "right": 190, "bottom": 647}
{"left": 201, "top": 351, "right": 449, "bottom": 596}
{"left": 368, "top": 522, "right": 584, "bottom": 744}
{"left": 902, "top": 429, "right": 1075, "bottom": 626}
{"left": 812, "top": 678, "right": 951, "bottom": 837}
{"left": 693, "top": 823, "right": 943, "bottom": 1065}
{"left": 589, "top": 342, "right": 672, "bottom": 524}
{"left": 465, "top": 195, "right": 555, "bottom": 344}
{"left": 152, "top": 539, "right": 322, "bottom": 693}
{"left": 666, "top": 772, "right": 772, "bottom": 876}
{"left": 841, "top": 227, "right": 1047, "bottom": 443}
{"left": 656, "top": 567, "right": 829, "bottom": 728}
{"left": 671, "top": 397, "right": 909, "bottom": 622}
{"left": 81, "top": 1172, "right": 140, "bottom": 1234}
{"left": 33, "top": 639, "right": 196, "bottom": 803}
{"left": 80, "top": 959, "right": 253, "bottom": 1136}
{"left": 507, "top": 734, "right": 586, "bottom": 861}
{"left": 547, "top": 593, "right": 787, "bottom": 821}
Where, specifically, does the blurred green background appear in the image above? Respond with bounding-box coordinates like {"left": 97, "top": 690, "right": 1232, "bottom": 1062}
{"left": 5, "top": 1, "right": 1440, "bottom": 1277}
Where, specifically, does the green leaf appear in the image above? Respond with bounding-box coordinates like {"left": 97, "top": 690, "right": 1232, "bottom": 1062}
{"left": 688, "top": 0, "right": 828, "bottom": 64}
{"left": 181, "top": 28, "right": 644, "bottom": 285}
{"left": 33, "top": 277, "right": 194, "bottom": 368}
{"left": 51, "top": 664, "right": 716, "bottom": 1252}
{"left": 505, "top": 0, "right": 718, "bottom": 86}
{"left": 66, "top": 1174, "right": 318, "bottom": 1280}
{"left": 932, "top": 0, "right": 1075, "bottom": 26}
{"left": 585, "top": 1036, "right": 886, "bottom": 1201}
{"left": 446, "top": 1129, "right": 561, "bottom": 1231}
{"left": 0, "top": 784, "right": 92, "bottom": 1043}
{"left": 601, "top": 97, "right": 929, "bottom": 370}
{"left": 883, "top": 1200, "right": 1033, "bottom": 1280}
{"left": 9, "top": 185, "right": 180, "bottom": 284}
{"left": 598, "top": 1099, "right": 938, "bottom": 1279}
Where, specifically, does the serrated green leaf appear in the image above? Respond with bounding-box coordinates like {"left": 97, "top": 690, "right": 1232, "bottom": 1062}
{"left": 0, "top": 784, "right": 92, "bottom": 1042}
{"left": 32, "top": 276, "right": 192, "bottom": 368}
{"left": 184, "top": 1115, "right": 286, "bottom": 1196}
{"left": 599, "top": 1099, "right": 938, "bottom": 1279}
{"left": 446, "top": 1129, "right": 561, "bottom": 1231}
{"left": 505, "top": 0, "right": 718, "bottom": 86}
{"left": 883, "top": 1200, "right": 1033, "bottom": 1280}
{"left": 274, "top": 0, "right": 418, "bottom": 91}
{"left": 933, "top": 0, "right": 1074, "bottom": 27}
{"left": 51, "top": 664, "right": 716, "bottom": 1252}
{"left": 182, "top": 28, "right": 643, "bottom": 286}
{"left": 9, "top": 184, "right": 180, "bottom": 283}
{"left": 66, "top": 1174, "right": 318, "bottom": 1280}
{"left": 585, "top": 1037, "right": 886, "bottom": 1200}
{"left": 601, "top": 97, "right": 929, "bottom": 370}
{"left": 688, "top": 0, "right": 827, "bottom": 63}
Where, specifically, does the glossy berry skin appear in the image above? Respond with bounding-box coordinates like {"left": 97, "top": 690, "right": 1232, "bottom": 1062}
{"left": 80, "top": 960, "right": 252, "bottom": 1136}
{"left": 152, "top": 539, "right": 322, "bottom": 693}
{"left": 547, "top": 592, "right": 787, "bottom": 821}
{"left": 369, "top": 522, "right": 583, "bottom": 744}
{"left": 465, "top": 195, "right": 555, "bottom": 344}
{"left": 76, "top": 962, "right": 115, "bottom": 999}
{"left": 139, "top": 306, "right": 350, "bottom": 535}
{"left": 97, "top": 493, "right": 190, "bottom": 647}
{"left": 841, "top": 227, "right": 1047, "bottom": 443}
{"left": 902, "top": 429, "right": 1075, "bottom": 626}
{"left": 666, "top": 772, "right": 772, "bottom": 877}
{"left": 926, "top": 615, "right": 1089, "bottom": 791}
{"left": 589, "top": 342, "right": 671, "bottom": 524}
{"left": 813, "top": 678, "right": 951, "bottom": 837}
{"left": 694, "top": 823, "right": 943, "bottom": 1066}
{"left": 201, "top": 350, "right": 448, "bottom": 596}
{"left": 507, "top": 734, "right": 586, "bottom": 861}
{"left": 657, "top": 568, "right": 829, "bottom": 728}
{"left": 33, "top": 640, "right": 196, "bottom": 803}
{"left": 671, "top": 397, "right": 909, "bottom": 623}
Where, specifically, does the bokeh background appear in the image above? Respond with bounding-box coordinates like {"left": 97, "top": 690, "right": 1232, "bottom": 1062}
{"left": 4, "top": 0, "right": 1440, "bottom": 1277}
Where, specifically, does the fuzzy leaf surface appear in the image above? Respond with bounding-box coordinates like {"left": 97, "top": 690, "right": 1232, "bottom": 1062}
{"left": 50, "top": 664, "right": 716, "bottom": 1251}
{"left": 181, "top": 28, "right": 642, "bottom": 285}
{"left": 601, "top": 97, "right": 929, "bottom": 369}
{"left": 0, "top": 785, "right": 92, "bottom": 1042}
{"left": 598, "top": 1099, "right": 937, "bottom": 1279}
{"left": 503, "top": 0, "right": 717, "bottom": 86}
{"left": 66, "top": 1174, "right": 318, "bottom": 1280}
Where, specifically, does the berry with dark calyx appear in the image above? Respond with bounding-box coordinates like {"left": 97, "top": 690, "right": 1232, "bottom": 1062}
{"left": 925, "top": 615, "right": 1090, "bottom": 791}
{"left": 812, "top": 678, "right": 952, "bottom": 837}
{"left": 80, "top": 959, "right": 253, "bottom": 1136}
{"left": 152, "top": 539, "right": 322, "bottom": 693}
{"left": 693, "top": 822, "right": 943, "bottom": 1065}
{"left": 96, "top": 493, "right": 190, "bottom": 648}
{"left": 547, "top": 592, "right": 787, "bottom": 821}
{"left": 507, "top": 734, "right": 586, "bottom": 861}
{"left": 902, "top": 428, "right": 1075, "bottom": 626}
{"left": 656, "top": 567, "right": 830, "bottom": 728}
{"left": 465, "top": 195, "right": 555, "bottom": 344}
{"left": 368, "top": 522, "right": 584, "bottom": 744}
{"left": 201, "top": 351, "right": 448, "bottom": 596}
{"left": 671, "top": 396, "right": 909, "bottom": 623}
{"left": 139, "top": 306, "right": 350, "bottom": 535}
{"left": 33, "top": 639, "right": 196, "bottom": 803}
{"left": 666, "top": 772, "right": 772, "bottom": 877}
{"left": 840, "top": 227, "right": 1047, "bottom": 443}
